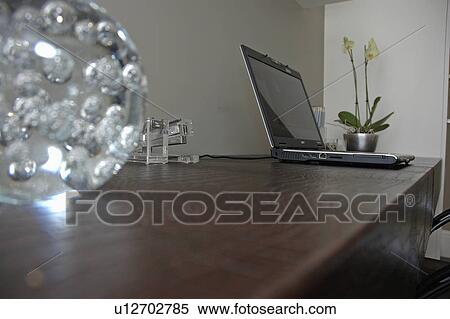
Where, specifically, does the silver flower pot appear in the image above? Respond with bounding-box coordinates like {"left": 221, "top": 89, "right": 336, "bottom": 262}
{"left": 344, "top": 134, "right": 379, "bottom": 153}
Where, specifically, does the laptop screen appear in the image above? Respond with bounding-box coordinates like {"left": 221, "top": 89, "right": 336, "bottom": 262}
{"left": 248, "top": 56, "right": 323, "bottom": 147}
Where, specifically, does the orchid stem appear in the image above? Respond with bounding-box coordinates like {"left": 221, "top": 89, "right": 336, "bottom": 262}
{"left": 349, "top": 50, "right": 360, "bottom": 130}
{"left": 364, "top": 46, "right": 370, "bottom": 127}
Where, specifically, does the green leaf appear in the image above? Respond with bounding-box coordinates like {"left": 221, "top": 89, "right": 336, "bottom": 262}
{"left": 372, "top": 124, "right": 390, "bottom": 133}
{"left": 370, "top": 96, "right": 382, "bottom": 119}
{"left": 369, "top": 112, "right": 394, "bottom": 131}
{"left": 364, "top": 96, "right": 382, "bottom": 127}
{"left": 338, "top": 111, "right": 360, "bottom": 128}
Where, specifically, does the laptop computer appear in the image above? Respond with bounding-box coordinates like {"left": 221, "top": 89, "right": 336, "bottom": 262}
{"left": 241, "top": 45, "right": 415, "bottom": 168}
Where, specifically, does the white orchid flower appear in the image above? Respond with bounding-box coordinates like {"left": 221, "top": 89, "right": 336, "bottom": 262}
{"left": 365, "top": 38, "right": 380, "bottom": 61}
{"left": 343, "top": 36, "right": 354, "bottom": 52}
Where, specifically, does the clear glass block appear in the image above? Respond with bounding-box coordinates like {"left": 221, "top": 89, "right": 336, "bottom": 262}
{"left": 129, "top": 118, "right": 169, "bottom": 165}
{"left": 169, "top": 154, "right": 200, "bottom": 164}
{"left": 129, "top": 118, "right": 198, "bottom": 166}
{"left": 312, "top": 105, "right": 325, "bottom": 129}
{"left": 147, "top": 118, "right": 169, "bottom": 165}
{"left": 325, "top": 137, "right": 339, "bottom": 152}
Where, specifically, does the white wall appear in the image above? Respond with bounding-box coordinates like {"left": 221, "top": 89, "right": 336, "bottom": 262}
{"left": 296, "top": 0, "right": 351, "bottom": 9}
{"left": 324, "top": 0, "right": 449, "bottom": 258}
{"left": 96, "top": 0, "right": 325, "bottom": 155}
{"left": 324, "top": 0, "right": 448, "bottom": 158}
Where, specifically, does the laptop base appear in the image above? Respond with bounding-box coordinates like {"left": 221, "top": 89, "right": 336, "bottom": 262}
{"left": 272, "top": 149, "right": 414, "bottom": 169}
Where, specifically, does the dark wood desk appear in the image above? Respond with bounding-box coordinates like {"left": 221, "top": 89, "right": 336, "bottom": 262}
{"left": 0, "top": 158, "right": 442, "bottom": 298}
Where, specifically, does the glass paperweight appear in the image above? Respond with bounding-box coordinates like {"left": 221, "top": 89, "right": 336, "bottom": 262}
{"left": 0, "top": 0, "right": 146, "bottom": 204}
{"left": 129, "top": 118, "right": 199, "bottom": 165}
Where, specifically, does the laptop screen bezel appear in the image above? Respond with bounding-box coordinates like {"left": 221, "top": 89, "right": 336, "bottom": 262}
{"left": 241, "top": 45, "right": 325, "bottom": 150}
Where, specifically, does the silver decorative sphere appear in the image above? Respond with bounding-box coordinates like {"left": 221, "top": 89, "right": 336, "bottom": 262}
{"left": 0, "top": 0, "right": 146, "bottom": 204}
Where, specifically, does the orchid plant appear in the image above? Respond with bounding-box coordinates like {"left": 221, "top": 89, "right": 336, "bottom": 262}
{"left": 336, "top": 37, "right": 394, "bottom": 134}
